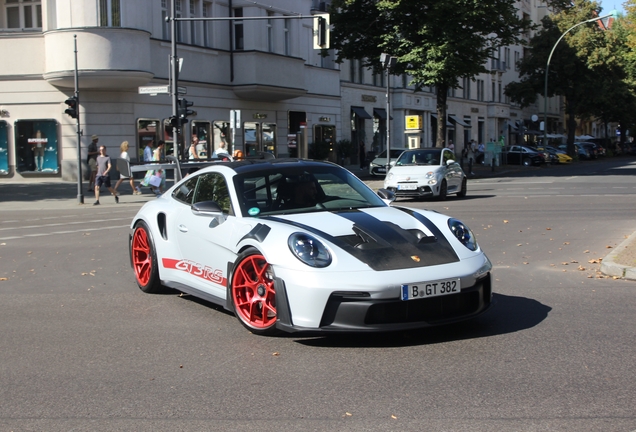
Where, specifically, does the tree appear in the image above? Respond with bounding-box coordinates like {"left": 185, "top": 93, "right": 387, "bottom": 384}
{"left": 329, "top": 0, "right": 532, "bottom": 147}
{"left": 505, "top": 0, "right": 628, "bottom": 155}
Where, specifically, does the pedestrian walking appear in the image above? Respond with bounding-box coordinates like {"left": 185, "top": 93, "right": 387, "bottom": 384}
{"left": 139, "top": 140, "right": 160, "bottom": 195}
{"left": 87, "top": 135, "right": 99, "bottom": 191}
{"left": 93, "top": 145, "right": 119, "bottom": 205}
{"left": 113, "top": 141, "right": 140, "bottom": 195}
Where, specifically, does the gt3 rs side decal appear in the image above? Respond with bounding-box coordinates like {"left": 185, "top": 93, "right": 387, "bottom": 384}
{"left": 162, "top": 258, "right": 228, "bottom": 286}
{"left": 262, "top": 210, "right": 459, "bottom": 271}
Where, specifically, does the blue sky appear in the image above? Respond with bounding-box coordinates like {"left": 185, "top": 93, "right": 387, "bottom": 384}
{"left": 598, "top": 0, "right": 626, "bottom": 14}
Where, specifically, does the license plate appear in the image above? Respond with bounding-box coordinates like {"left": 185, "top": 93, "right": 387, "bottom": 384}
{"left": 378, "top": 167, "right": 386, "bottom": 173}
{"left": 397, "top": 183, "right": 417, "bottom": 190}
{"left": 401, "top": 278, "right": 461, "bottom": 300}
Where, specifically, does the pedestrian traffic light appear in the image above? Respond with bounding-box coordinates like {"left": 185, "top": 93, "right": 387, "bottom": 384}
{"left": 178, "top": 98, "right": 195, "bottom": 125}
{"left": 64, "top": 96, "right": 78, "bottom": 119}
{"left": 313, "top": 14, "right": 330, "bottom": 49}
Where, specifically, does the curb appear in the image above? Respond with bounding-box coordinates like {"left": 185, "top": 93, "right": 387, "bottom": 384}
{"left": 600, "top": 231, "right": 636, "bottom": 280}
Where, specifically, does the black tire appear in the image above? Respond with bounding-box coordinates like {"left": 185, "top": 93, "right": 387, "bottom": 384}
{"left": 229, "top": 247, "right": 279, "bottom": 336}
{"left": 131, "top": 221, "right": 164, "bottom": 293}
{"left": 457, "top": 177, "right": 467, "bottom": 198}
{"left": 438, "top": 180, "right": 448, "bottom": 201}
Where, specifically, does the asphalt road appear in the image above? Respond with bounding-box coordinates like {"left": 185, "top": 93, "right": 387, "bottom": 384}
{"left": 1, "top": 158, "right": 635, "bottom": 431}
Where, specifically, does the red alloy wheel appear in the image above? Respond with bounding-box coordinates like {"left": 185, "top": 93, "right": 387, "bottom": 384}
{"left": 232, "top": 254, "right": 277, "bottom": 331}
{"left": 132, "top": 227, "right": 152, "bottom": 286}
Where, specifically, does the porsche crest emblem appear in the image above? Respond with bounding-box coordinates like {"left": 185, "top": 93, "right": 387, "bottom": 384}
{"left": 411, "top": 255, "right": 421, "bottom": 262}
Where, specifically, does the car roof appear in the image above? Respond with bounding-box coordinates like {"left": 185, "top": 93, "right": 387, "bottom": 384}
{"left": 210, "top": 158, "right": 340, "bottom": 176}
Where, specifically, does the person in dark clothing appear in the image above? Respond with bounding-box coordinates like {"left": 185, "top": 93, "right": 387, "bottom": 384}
{"left": 359, "top": 140, "right": 366, "bottom": 169}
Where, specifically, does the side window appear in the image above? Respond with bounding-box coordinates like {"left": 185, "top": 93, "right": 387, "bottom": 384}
{"left": 173, "top": 176, "right": 198, "bottom": 204}
{"left": 193, "top": 173, "right": 232, "bottom": 214}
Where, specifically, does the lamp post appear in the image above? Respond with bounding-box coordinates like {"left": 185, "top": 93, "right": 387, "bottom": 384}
{"left": 543, "top": 11, "right": 616, "bottom": 152}
{"left": 380, "top": 53, "right": 397, "bottom": 175}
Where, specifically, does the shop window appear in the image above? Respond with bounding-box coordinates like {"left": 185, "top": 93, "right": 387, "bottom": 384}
{"left": 136, "top": 119, "right": 159, "bottom": 162}
{"left": 14, "top": 119, "right": 58, "bottom": 174}
{"left": 244, "top": 122, "right": 260, "bottom": 157}
{"left": 314, "top": 124, "right": 335, "bottom": 161}
{"left": 0, "top": 121, "right": 8, "bottom": 175}
{"left": 191, "top": 120, "right": 211, "bottom": 158}
{"left": 213, "top": 121, "right": 232, "bottom": 156}
{"left": 262, "top": 123, "right": 276, "bottom": 155}
{"left": 163, "top": 119, "right": 180, "bottom": 158}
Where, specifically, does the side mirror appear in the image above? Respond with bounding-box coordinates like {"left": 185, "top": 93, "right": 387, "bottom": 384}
{"left": 446, "top": 159, "right": 455, "bottom": 165}
{"left": 191, "top": 200, "right": 223, "bottom": 215}
{"left": 376, "top": 188, "right": 396, "bottom": 203}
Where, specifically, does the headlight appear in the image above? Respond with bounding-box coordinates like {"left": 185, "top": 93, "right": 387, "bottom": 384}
{"left": 386, "top": 172, "right": 394, "bottom": 181}
{"left": 424, "top": 171, "right": 435, "bottom": 179}
{"left": 288, "top": 233, "right": 332, "bottom": 267}
{"left": 448, "top": 218, "right": 478, "bottom": 251}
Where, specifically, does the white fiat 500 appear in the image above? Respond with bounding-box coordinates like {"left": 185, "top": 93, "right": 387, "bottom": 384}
{"left": 384, "top": 148, "right": 467, "bottom": 200}
{"left": 130, "top": 159, "right": 491, "bottom": 335}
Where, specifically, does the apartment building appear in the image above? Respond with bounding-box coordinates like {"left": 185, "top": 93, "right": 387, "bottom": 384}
{"left": 0, "top": 0, "right": 559, "bottom": 181}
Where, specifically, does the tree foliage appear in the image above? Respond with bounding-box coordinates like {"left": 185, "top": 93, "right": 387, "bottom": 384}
{"left": 330, "top": 0, "right": 532, "bottom": 147}
{"left": 505, "top": 0, "right": 636, "bottom": 154}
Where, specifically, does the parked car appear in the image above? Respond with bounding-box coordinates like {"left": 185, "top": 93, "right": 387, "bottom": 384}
{"left": 129, "top": 158, "right": 492, "bottom": 335}
{"left": 384, "top": 148, "right": 467, "bottom": 200}
{"left": 368, "top": 148, "right": 405, "bottom": 176}
{"left": 578, "top": 142, "right": 599, "bottom": 159}
{"left": 558, "top": 143, "right": 591, "bottom": 160}
{"left": 502, "top": 145, "right": 545, "bottom": 166}
{"left": 535, "top": 146, "right": 572, "bottom": 164}
{"left": 530, "top": 146, "right": 559, "bottom": 164}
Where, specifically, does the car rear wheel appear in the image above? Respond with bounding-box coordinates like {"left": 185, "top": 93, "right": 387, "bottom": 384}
{"left": 457, "top": 177, "right": 467, "bottom": 197}
{"left": 131, "top": 221, "right": 164, "bottom": 293}
{"left": 438, "top": 180, "right": 448, "bottom": 201}
{"left": 230, "top": 248, "right": 278, "bottom": 335}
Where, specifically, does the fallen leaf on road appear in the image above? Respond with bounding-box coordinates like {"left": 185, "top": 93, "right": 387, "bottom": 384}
{"left": 391, "top": 415, "right": 397, "bottom": 419}
{"left": 0, "top": 278, "right": 7, "bottom": 281}
{"left": 563, "top": 242, "right": 570, "bottom": 245}
{"left": 578, "top": 266, "right": 586, "bottom": 271}
{"left": 503, "top": 220, "right": 509, "bottom": 223}
{"left": 272, "top": 352, "right": 280, "bottom": 356}
{"left": 546, "top": 227, "right": 551, "bottom": 230}
{"left": 588, "top": 259, "right": 600, "bottom": 264}
{"left": 606, "top": 245, "right": 613, "bottom": 249}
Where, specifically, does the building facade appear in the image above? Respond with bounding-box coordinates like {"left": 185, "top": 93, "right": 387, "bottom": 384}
{"left": 0, "top": 0, "right": 566, "bottom": 182}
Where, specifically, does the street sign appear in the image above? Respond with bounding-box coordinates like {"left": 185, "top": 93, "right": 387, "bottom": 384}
{"left": 230, "top": 110, "right": 241, "bottom": 129}
{"left": 139, "top": 85, "right": 169, "bottom": 95}
{"left": 138, "top": 85, "right": 187, "bottom": 95}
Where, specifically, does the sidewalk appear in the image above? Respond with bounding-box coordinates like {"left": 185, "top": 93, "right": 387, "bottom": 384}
{"left": 1, "top": 162, "right": 634, "bottom": 280}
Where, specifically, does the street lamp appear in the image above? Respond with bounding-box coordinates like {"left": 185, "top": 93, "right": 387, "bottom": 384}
{"left": 380, "top": 53, "right": 397, "bottom": 175}
{"left": 543, "top": 11, "right": 617, "bottom": 152}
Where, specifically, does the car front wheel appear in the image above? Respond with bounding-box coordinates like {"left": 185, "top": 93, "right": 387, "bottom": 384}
{"left": 457, "top": 177, "right": 467, "bottom": 197}
{"left": 438, "top": 180, "right": 448, "bottom": 201}
{"left": 230, "top": 248, "right": 278, "bottom": 335}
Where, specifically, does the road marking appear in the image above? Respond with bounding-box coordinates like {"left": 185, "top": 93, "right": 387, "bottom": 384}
{"left": 0, "top": 217, "right": 130, "bottom": 232}
{"left": 0, "top": 224, "right": 129, "bottom": 241}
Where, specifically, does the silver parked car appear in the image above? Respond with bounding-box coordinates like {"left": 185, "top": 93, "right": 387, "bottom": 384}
{"left": 384, "top": 148, "right": 467, "bottom": 200}
{"left": 368, "top": 148, "right": 405, "bottom": 176}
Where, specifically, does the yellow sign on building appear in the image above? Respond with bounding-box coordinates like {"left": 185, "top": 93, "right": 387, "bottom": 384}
{"left": 405, "top": 115, "right": 422, "bottom": 130}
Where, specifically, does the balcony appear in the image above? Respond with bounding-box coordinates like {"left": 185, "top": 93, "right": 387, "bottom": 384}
{"left": 231, "top": 51, "right": 307, "bottom": 101}
{"left": 43, "top": 27, "right": 154, "bottom": 90}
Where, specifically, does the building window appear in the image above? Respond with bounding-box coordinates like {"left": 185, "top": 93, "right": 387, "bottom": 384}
{"left": 491, "top": 80, "right": 495, "bottom": 102}
{"left": 284, "top": 18, "right": 290, "bottom": 55}
{"left": 176, "top": 0, "right": 183, "bottom": 43}
{"left": 358, "top": 62, "right": 364, "bottom": 84}
{"left": 504, "top": 47, "right": 511, "bottom": 69}
{"left": 477, "top": 80, "right": 484, "bottom": 102}
{"left": 463, "top": 78, "right": 471, "bottom": 100}
{"left": 514, "top": 51, "right": 520, "bottom": 71}
{"left": 267, "top": 12, "right": 274, "bottom": 52}
{"left": 161, "top": 0, "right": 169, "bottom": 40}
{"left": 0, "top": 121, "right": 8, "bottom": 175}
{"left": 234, "top": 8, "right": 244, "bottom": 50}
{"left": 99, "top": 0, "right": 121, "bottom": 27}
{"left": 189, "top": 0, "right": 198, "bottom": 45}
{"left": 6, "top": 0, "right": 42, "bottom": 29}
{"left": 203, "top": 2, "right": 213, "bottom": 47}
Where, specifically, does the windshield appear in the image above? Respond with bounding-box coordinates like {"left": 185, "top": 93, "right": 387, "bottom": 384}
{"left": 233, "top": 164, "right": 386, "bottom": 217}
{"left": 395, "top": 149, "right": 442, "bottom": 166}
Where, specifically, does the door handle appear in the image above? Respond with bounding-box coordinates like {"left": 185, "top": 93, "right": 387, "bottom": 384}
{"left": 178, "top": 224, "right": 188, "bottom": 233}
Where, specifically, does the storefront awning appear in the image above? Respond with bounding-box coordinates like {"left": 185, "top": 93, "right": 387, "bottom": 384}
{"left": 351, "top": 106, "right": 373, "bottom": 119}
{"left": 373, "top": 108, "right": 393, "bottom": 120}
{"left": 430, "top": 113, "right": 453, "bottom": 127}
{"left": 448, "top": 114, "right": 470, "bottom": 127}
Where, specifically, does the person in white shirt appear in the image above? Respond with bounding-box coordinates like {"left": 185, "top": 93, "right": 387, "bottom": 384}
{"left": 114, "top": 141, "right": 140, "bottom": 195}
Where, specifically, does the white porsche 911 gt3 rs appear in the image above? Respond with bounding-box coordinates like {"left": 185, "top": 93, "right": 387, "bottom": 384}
{"left": 129, "top": 159, "right": 492, "bottom": 335}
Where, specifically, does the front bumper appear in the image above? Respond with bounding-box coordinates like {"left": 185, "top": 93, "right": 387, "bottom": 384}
{"left": 275, "top": 273, "right": 492, "bottom": 333}
{"left": 386, "top": 185, "right": 434, "bottom": 198}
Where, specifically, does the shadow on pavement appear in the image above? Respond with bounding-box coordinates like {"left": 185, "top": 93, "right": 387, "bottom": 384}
{"left": 294, "top": 293, "right": 551, "bottom": 348}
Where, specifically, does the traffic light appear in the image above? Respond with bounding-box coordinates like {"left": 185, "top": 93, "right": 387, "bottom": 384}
{"left": 313, "top": 14, "right": 330, "bottom": 49}
{"left": 64, "top": 96, "right": 78, "bottom": 119}
{"left": 169, "top": 116, "right": 179, "bottom": 129}
{"left": 178, "top": 98, "right": 195, "bottom": 125}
